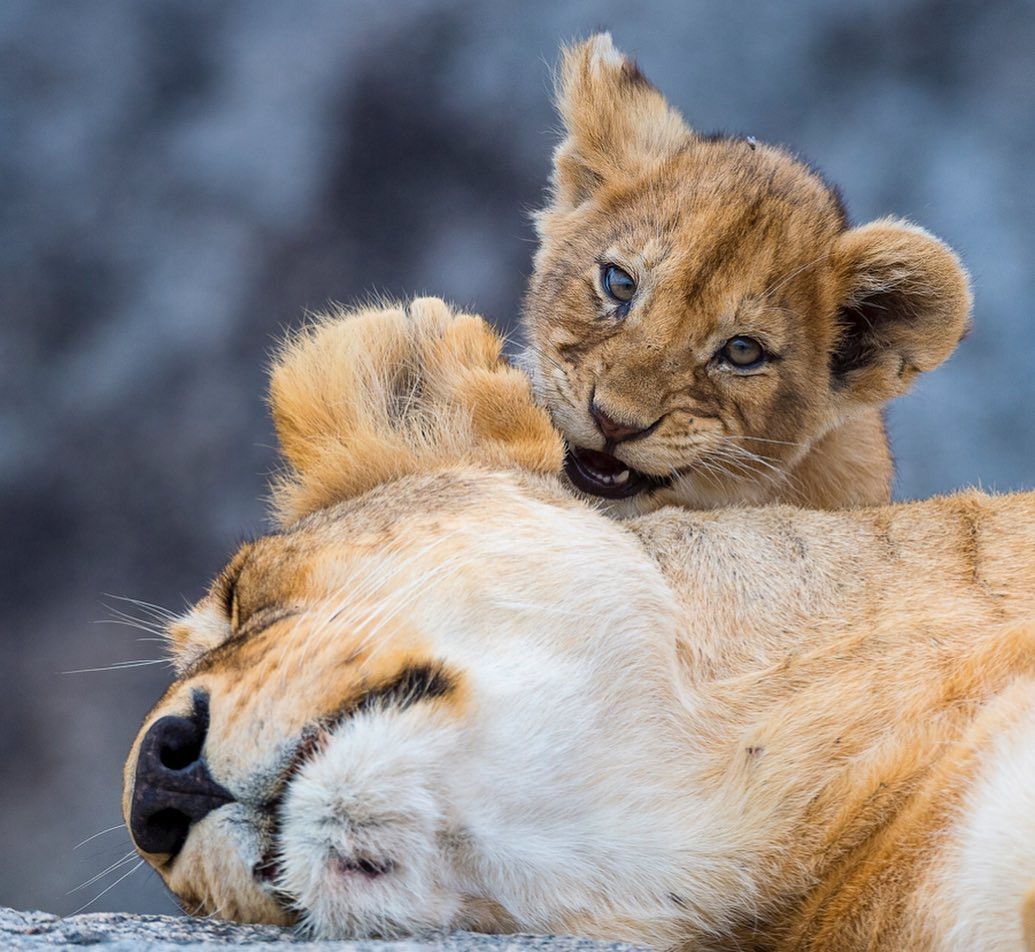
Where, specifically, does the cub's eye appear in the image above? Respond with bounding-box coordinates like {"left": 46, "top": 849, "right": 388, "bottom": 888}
{"left": 601, "top": 264, "right": 637, "bottom": 304}
{"left": 720, "top": 336, "right": 767, "bottom": 369}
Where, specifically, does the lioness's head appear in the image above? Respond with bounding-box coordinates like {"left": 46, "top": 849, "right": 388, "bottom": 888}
{"left": 122, "top": 472, "right": 683, "bottom": 937}
{"left": 121, "top": 301, "right": 697, "bottom": 942}
{"left": 522, "top": 34, "right": 971, "bottom": 513}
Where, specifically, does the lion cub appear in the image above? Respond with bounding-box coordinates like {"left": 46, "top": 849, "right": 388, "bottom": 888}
{"left": 522, "top": 34, "right": 972, "bottom": 515}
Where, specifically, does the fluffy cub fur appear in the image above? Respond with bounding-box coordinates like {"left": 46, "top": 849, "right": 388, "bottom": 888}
{"left": 522, "top": 34, "right": 972, "bottom": 515}
{"left": 124, "top": 300, "right": 1035, "bottom": 951}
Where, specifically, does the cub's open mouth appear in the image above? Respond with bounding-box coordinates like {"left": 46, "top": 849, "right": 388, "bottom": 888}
{"left": 564, "top": 446, "right": 672, "bottom": 500}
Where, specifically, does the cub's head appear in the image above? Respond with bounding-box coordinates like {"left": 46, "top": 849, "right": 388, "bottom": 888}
{"left": 121, "top": 300, "right": 688, "bottom": 940}
{"left": 523, "top": 34, "right": 972, "bottom": 513}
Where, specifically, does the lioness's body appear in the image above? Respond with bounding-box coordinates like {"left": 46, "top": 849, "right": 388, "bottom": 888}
{"left": 633, "top": 492, "right": 1035, "bottom": 949}
{"left": 124, "top": 301, "right": 1035, "bottom": 949}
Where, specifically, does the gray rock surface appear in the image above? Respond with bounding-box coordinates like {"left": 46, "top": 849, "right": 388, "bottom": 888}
{"left": 0, "top": 908, "right": 647, "bottom": 952}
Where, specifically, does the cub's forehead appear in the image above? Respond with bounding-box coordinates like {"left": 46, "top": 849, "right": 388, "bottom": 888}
{"left": 593, "top": 140, "right": 846, "bottom": 246}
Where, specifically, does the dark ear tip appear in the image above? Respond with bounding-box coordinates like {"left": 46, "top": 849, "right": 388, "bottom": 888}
{"left": 619, "top": 57, "right": 656, "bottom": 91}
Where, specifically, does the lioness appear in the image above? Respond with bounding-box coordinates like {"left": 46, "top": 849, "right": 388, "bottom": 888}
{"left": 124, "top": 300, "right": 1035, "bottom": 951}
{"left": 522, "top": 35, "right": 972, "bottom": 514}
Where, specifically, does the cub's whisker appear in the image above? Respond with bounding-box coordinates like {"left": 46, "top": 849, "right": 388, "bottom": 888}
{"left": 729, "top": 435, "right": 804, "bottom": 448}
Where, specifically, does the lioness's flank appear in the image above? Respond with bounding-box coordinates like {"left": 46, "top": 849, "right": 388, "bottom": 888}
{"left": 522, "top": 34, "right": 972, "bottom": 515}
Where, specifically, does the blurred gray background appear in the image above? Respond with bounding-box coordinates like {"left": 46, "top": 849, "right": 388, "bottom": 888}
{"left": 2, "top": 0, "right": 1032, "bottom": 917}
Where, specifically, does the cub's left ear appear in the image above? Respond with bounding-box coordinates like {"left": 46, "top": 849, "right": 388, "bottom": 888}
{"left": 831, "top": 218, "right": 972, "bottom": 404}
{"left": 549, "top": 33, "right": 692, "bottom": 210}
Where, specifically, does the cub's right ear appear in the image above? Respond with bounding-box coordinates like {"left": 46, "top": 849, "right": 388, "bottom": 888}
{"left": 830, "top": 218, "right": 972, "bottom": 406}
{"left": 549, "top": 33, "right": 692, "bottom": 210}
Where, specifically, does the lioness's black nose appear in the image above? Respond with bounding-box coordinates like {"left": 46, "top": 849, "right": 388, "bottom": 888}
{"left": 129, "top": 693, "right": 234, "bottom": 858}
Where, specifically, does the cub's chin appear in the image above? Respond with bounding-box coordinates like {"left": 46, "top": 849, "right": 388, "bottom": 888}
{"left": 563, "top": 445, "right": 673, "bottom": 501}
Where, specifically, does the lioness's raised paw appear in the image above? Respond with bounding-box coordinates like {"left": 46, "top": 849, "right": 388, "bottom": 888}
{"left": 268, "top": 297, "right": 563, "bottom": 526}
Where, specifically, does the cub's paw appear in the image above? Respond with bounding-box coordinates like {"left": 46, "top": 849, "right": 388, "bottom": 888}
{"left": 268, "top": 297, "right": 563, "bottom": 525}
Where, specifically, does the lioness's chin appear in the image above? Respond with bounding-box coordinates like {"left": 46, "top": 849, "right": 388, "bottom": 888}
{"left": 274, "top": 727, "right": 462, "bottom": 940}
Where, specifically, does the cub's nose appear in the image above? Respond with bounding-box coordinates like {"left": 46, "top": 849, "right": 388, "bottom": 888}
{"left": 590, "top": 401, "right": 659, "bottom": 444}
{"left": 129, "top": 693, "right": 234, "bottom": 859}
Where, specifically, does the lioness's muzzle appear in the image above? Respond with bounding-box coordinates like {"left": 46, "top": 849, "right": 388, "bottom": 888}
{"left": 129, "top": 692, "right": 234, "bottom": 859}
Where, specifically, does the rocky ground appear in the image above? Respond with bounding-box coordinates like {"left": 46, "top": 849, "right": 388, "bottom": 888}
{"left": 1, "top": 908, "right": 646, "bottom": 952}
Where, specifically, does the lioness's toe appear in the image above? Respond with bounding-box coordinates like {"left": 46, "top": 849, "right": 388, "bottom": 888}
{"left": 407, "top": 297, "right": 506, "bottom": 379}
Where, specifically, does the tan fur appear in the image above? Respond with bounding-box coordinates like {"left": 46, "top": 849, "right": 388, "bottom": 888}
{"left": 1023, "top": 882, "right": 1035, "bottom": 951}
{"left": 124, "top": 301, "right": 1033, "bottom": 949}
{"left": 522, "top": 34, "right": 972, "bottom": 515}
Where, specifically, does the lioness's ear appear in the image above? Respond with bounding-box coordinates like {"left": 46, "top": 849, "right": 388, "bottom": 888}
{"left": 830, "top": 218, "right": 972, "bottom": 404}
{"left": 550, "top": 33, "right": 691, "bottom": 209}
{"left": 268, "top": 298, "right": 563, "bottom": 526}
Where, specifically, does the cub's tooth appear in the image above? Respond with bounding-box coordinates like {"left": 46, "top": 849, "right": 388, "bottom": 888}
{"left": 614, "top": 470, "right": 630, "bottom": 485}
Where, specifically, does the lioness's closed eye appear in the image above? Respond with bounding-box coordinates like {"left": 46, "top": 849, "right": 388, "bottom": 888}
{"left": 522, "top": 34, "right": 972, "bottom": 515}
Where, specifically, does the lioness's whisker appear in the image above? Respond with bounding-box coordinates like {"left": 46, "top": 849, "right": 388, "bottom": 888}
{"left": 102, "top": 593, "right": 178, "bottom": 621}
{"left": 73, "top": 823, "right": 127, "bottom": 851}
{"left": 68, "top": 850, "right": 137, "bottom": 894}
{"left": 98, "top": 603, "right": 173, "bottom": 632}
{"left": 93, "top": 617, "right": 167, "bottom": 637}
{"left": 69, "top": 859, "right": 145, "bottom": 916}
{"left": 63, "top": 659, "right": 170, "bottom": 675}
